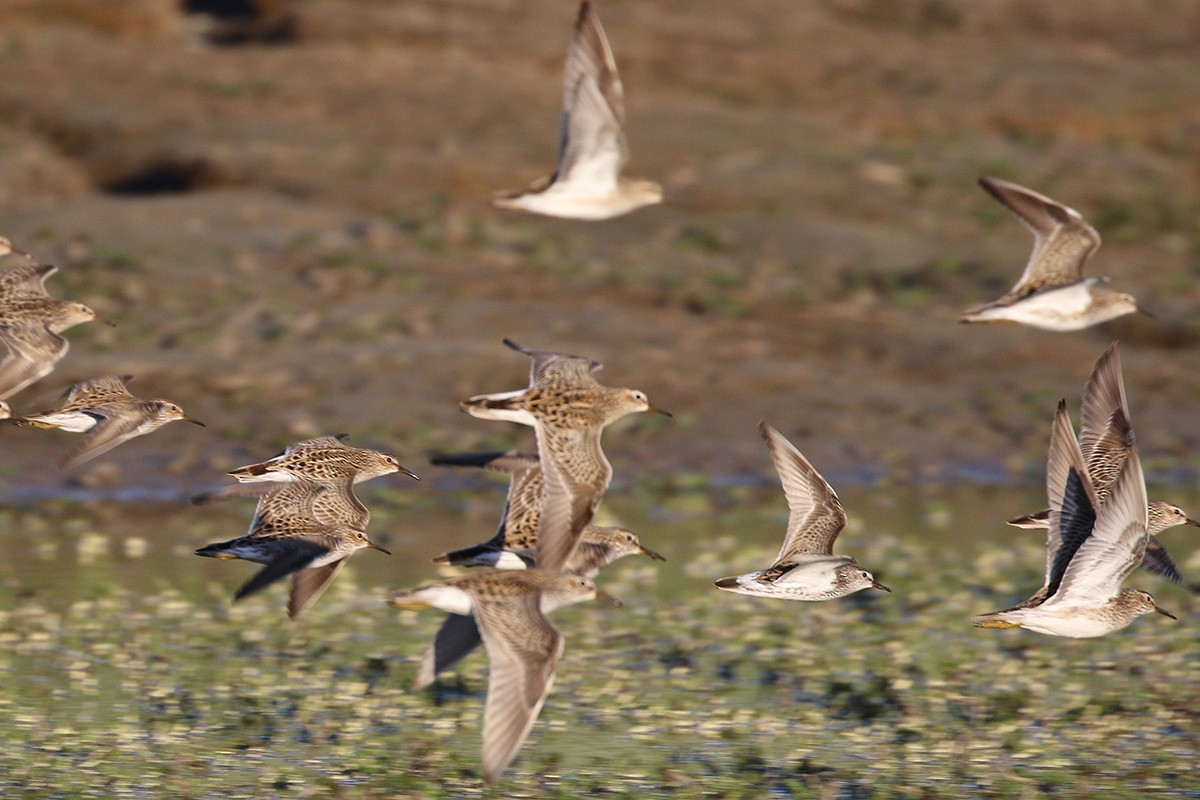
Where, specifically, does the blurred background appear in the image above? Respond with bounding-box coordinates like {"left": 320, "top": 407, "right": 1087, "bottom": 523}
{"left": 1, "top": 0, "right": 1199, "bottom": 493}
{"left": 2, "top": 5, "right": 1200, "bottom": 796}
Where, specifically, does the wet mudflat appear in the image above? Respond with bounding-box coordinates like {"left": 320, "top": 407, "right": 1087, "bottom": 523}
{"left": 2, "top": 2, "right": 1200, "bottom": 796}
{"left": 0, "top": 482, "right": 1196, "bottom": 799}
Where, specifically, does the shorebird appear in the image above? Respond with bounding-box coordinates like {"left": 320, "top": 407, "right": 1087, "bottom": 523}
{"left": 416, "top": 448, "right": 663, "bottom": 690}
{"left": 227, "top": 434, "right": 418, "bottom": 485}
{"left": 4, "top": 374, "right": 203, "bottom": 467}
{"left": 973, "top": 402, "right": 1174, "bottom": 637}
{"left": 431, "top": 449, "right": 544, "bottom": 568}
{"left": 461, "top": 339, "right": 667, "bottom": 572}
{"left": 1006, "top": 343, "right": 1196, "bottom": 585}
{"left": 196, "top": 476, "right": 390, "bottom": 619}
{"left": 0, "top": 236, "right": 29, "bottom": 258}
{"left": 460, "top": 338, "right": 602, "bottom": 428}
{"left": 0, "top": 297, "right": 110, "bottom": 399}
{"left": 714, "top": 422, "right": 889, "bottom": 600}
{"left": 960, "top": 177, "right": 1146, "bottom": 331}
{"left": 429, "top": 449, "right": 663, "bottom": 571}
{"left": 0, "top": 261, "right": 56, "bottom": 301}
{"left": 195, "top": 476, "right": 372, "bottom": 531}
{"left": 251, "top": 478, "right": 372, "bottom": 531}
{"left": 493, "top": 1, "right": 662, "bottom": 220}
{"left": 413, "top": 521, "right": 661, "bottom": 691}
{"left": 390, "top": 569, "right": 618, "bottom": 784}
{"left": 1008, "top": 500, "right": 1197, "bottom": 585}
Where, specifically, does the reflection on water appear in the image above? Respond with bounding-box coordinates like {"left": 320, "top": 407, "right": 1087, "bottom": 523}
{"left": 0, "top": 481, "right": 1197, "bottom": 797}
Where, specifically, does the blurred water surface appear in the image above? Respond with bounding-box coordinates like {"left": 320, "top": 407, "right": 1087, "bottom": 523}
{"left": 0, "top": 482, "right": 1197, "bottom": 798}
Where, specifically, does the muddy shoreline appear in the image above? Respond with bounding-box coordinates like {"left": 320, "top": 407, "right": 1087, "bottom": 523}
{"left": 1, "top": 2, "right": 1199, "bottom": 496}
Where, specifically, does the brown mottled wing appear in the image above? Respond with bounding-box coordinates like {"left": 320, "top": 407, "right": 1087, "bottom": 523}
{"left": 228, "top": 435, "right": 354, "bottom": 479}
{"left": 979, "top": 177, "right": 1101, "bottom": 303}
{"left": 1077, "top": 343, "right": 1132, "bottom": 500}
{"left": 0, "top": 324, "right": 68, "bottom": 399}
{"left": 499, "top": 455, "right": 545, "bottom": 551}
{"left": 60, "top": 375, "right": 136, "bottom": 409}
{"left": 503, "top": 339, "right": 601, "bottom": 388}
{"left": 533, "top": 424, "right": 610, "bottom": 572}
{"left": 61, "top": 401, "right": 161, "bottom": 468}
{"left": 552, "top": 1, "right": 627, "bottom": 191}
{"left": 249, "top": 481, "right": 323, "bottom": 532}
{"left": 0, "top": 262, "right": 56, "bottom": 299}
{"left": 474, "top": 592, "right": 563, "bottom": 785}
{"left": 1052, "top": 450, "right": 1148, "bottom": 605}
{"left": 429, "top": 449, "right": 544, "bottom": 553}
{"left": 248, "top": 479, "right": 368, "bottom": 534}
{"left": 1081, "top": 409, "right": 1134, "bottom": 505}
{"left": 310, "top": 482, "right": 370, "bottom": 529}
{"left": 288, "top": 558, "right": 347, "bottom": 619}
{"left": 289, "top": 434, "right": 353, "bottom": 451}
{"left": 412, "top": 612, "right": 484, "bottom": 690}
{"left": 752, "top": 562, "right": 798, "bottom": 586}
{"left": 759, "top": 423, "right": 847, "bottom": 560}
{"left": 433, "top": 449, "right": 544, "bottom": 538}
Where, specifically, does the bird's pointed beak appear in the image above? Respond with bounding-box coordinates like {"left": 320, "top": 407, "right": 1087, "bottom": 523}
{"left": 185, "top": 417, "right": 206, "bottom": 426}
{"left": 871, "top": 580, "right": 892, "bottom": 593}
{"left": 594, "top": 589, "right": 622, "bottom": 607}
{"left": 639, "top": 544, "right": 666, "bottom": 561}
{"left": 1154, "top": 603, "right": 1176, "bottom": 620}
{"left": 1136, "top": 305, "right": 1157, "bottom": 320}
{"left": 651, "top": 404, "right": 672, "bottom": 418}
{"left": 93, "top": 314, "right": 116, "bottom": 327}
{"left": 366, "top": 539, "right": 392, "bottom": 555}
{"left": 399, "top": 466, "right": 420, "bottom": 481}
{"left": 1184, "top": 516, "right": 1200, "bottom": 528}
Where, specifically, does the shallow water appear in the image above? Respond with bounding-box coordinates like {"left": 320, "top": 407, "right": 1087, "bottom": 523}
{"left": 0, "top": 482, "right": 1198, "bottom": 798}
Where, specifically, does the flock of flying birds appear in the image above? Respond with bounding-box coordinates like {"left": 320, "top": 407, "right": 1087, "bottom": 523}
{"left": 0, "top": 0, "right": 1192, "bottom": 786}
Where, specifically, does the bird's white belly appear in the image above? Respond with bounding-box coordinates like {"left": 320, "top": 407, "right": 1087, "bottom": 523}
{"left": 716, "top": 556, "right": 854, "bottom": 601}
{"left": 234, "top": 469, "right": 303, "bottom": 484}
{"left": 411, "top": 585, "right": 475, "bottom": 616}
{"left": 504, "top": 183, "right": 636, "bottom": 221}
{"left": 30, "top": 411, "right": 99, "bottom": 433}
{"left": 491, "top": 550, "right": 532, "bottom": 570}
{"left": 463, "top": 390, "right": 538, "bottom": 426}
{"left": 771, "top": 559, "right": 843, "bottom": 589}
{"left": 995, "top": 599, "right": 1124, "bottom": 638}
{"left": 974, "top": 284, "right": 1096, "bottom": 331}
{"left": 1007, "top": 285, "right": 1093, "bottom": 325}
{"left": 306, "top": 549, "right": 345, "bottom": 569}
{"left": 1016, "top": 611, "right": 1115, "bottom": 638}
